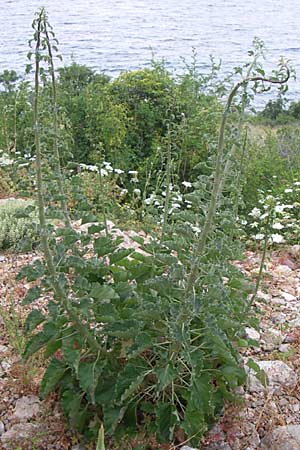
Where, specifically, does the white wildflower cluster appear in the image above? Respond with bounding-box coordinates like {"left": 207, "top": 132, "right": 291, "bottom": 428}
{"left": 0, "top": 153, "right": 14, "bottom": 167}
{"left": 242, "top": 179, "right": 300, "bottom": 245}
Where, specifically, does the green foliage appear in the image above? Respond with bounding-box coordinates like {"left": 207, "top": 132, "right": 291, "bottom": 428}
{"left": 11, "top": 10, "right": 291, "bottom": 449}
{"left": 0, "top": 199, "right": 38, "bottom": 251}
{"left": 241, "top": 122, "right": 300, "bottom": 216}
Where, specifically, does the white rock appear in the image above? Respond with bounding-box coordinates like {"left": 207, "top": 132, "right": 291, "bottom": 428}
{"left": 0, "top": 345, "right": 8, "bottom": 353}
{"left": 271, "top": 297, "right": 286, "bottom": 305}
{"left": 290, "top": 245, "right": 300, "bottom": 257}
{"left": 261, "top": 425, "right": 300, "bottom": 450}
{"left": 247, "top": 360, "right": 297, "bottom": 393}
{"left": 0, "top": 360, "right": 11, "bottom": 372}
{"left": 12, "top": 395, "right": 41, "bottom": 421}
{"left": 257, "top": 290, "right": 271, "bottom": 301}
{"left": 274, "top": 265, "right": 292, "bottom": 276}
{"left": 181, "top": 447, "right": 198, "bottom": 450}
{"left": 281, "top": 292, "right": 296, "bottom": 302}
{"left": 279, "top": 344, "right": 291, "bottom": 353}
{"left": 0, "top": 421, "right": 4, "bottom": 436}
{"left": 290, "top": 318, "right": 300, "bottom": 328}
{"left": 261, "top": 328, "right": 283, "bottom": 350}
{"left": 244, "top": 327, "right": 260, "bottom": 341}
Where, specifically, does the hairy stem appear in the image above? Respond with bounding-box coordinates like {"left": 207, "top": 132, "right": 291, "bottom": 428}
{"left": 185, "top": 68, "right": 290, "bottom": 297}
{"left": 33, "top": 8, "right": 100, "bottom": 352}
{"left": 161, "top": 126, "right": 172, "bottom": 242}
{"left": 43, "top": 18, "right": 71, "bottom": 227}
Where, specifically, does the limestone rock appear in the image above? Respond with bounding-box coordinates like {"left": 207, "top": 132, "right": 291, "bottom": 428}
{"left": 261, "top": 328, "right": 283, "bottom": 350}
{"left": 247, "top": 360, "right": 297, "bottom": 393}
{"left": 181, "top": 447, "right": 199, "bottom": 450}
{"left": 261, "top": 425, "right": 300, "bottom": 450}
{"left": 279, "top": 343, "right": 291, "bottom": 352}
{"left": 289, "top": 245, "right": 300, "bottom": 257}
{"left": 244, "top": 327, "right": 260, "bottom": 341}
{"left": 290, "top": 318, "right": 300, "bottom": 328}
{"left": 281, "top": 291, "right": 296, "bottom": 302}
{"left": 12, "top": 395, "right": 41, "bottom": 421}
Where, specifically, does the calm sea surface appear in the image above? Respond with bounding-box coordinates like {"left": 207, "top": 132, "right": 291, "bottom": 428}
{"left": 1, "top": 0, "right": 300, "bottom": 102}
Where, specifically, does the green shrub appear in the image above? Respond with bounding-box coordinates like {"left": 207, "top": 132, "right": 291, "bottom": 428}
{"left": 242, "top": 125, "right": 300, "bottom": 211}
{"left": 0, "top": 199, "right": 38, "bottom": 251}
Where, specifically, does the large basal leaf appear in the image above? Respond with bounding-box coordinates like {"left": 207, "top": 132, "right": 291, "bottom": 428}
{"left": 155, "top": 402, "right": 178, "bottom": 442}
{"left": 103, "top": 405, "right": 127, "bottom": 435}
{"left": 110, "top": 248, "right": 132, "bottom": 264}
{"left": 115, "top": 359, "right": 150, "bottom": 405}
{"left": 78, "top": 359, "right": 105, "bottom": 404}
{"left": 94, "top": 236, "right": 117, "bottom": 257}
{"left": 190, "top": 372, "right": 213, "bottom": 412}
{"left": 62, "top": 331, "right": 84, "bottom": 375}
{"left": 156, "top": 364, "right": 177, "bottom": 392}
{"left": 24, "top": 309, "right": 46, "bottom": 334}
{"left": 127, "top": 332, "right": 153, "bottom": 358}
{"left": 103, "top": 319, "right": 141, "bottom": 339}
{"left": 60, "top": 388, "right": 89, "bottom": 432}
{"left": 40, "top": 357, "right": 67, "bottom": 398}
{"left": 182, "top": 404, "right": 207, "bottom": 445}
{"left": 23, "top": 322, "right": 59, "bottom": 358}
{"left": 16, "top": 259, "right": 44, "bottom": 282}
{"left": 22, "top": 286, "right": 42, "bottom": 305}
{"left": 90, "top": 283, "right": 119, "bottom": 301}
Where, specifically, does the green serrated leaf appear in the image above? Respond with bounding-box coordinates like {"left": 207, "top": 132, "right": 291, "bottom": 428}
{"left": 16, "top": 260, "right": 44, "bottom": 282}
{"left": 110, "top": 249, "right": 132, "bottom": 264}
{"left": 78, "top": 359, "right": 104, "bottom": 404}
{"left": 156, "top": 364, "right": 177, "bottom": 391}
{"left": 104, "top": 319, "right": 141, "bottom": 339}
{"left": 115, "top": 359, "right": 149, "bottom": 405}
{"left": 190, "top": 372, "right": 212, "bottom": 411}
{"left": 23, "top": 322, "right": 58, "bottom": 358}
{"left": 24, "top": 309, "right": 45, "bottom": 334}
{"left": 62, "top": 332, "right": 83, "bottom": 375}
{"left": 182, "top": 404, "right": 207, "bottom": 443}
{"left": 90, "top": 283, "right": 119, "bottom": 300}
{"left": 88, "top": 224, "right": 106, "bottom": 234}
{"left": 94, "top": 236, "right": 116, "bottom": 257}
{"left": 155, "top": 403, "right": 178, "bottom": 441}
{"left": 22, "top": 286, "right": 42, "bottom": 305}
{"left": 40, "top": 358, "right": 67, "bottom": 398}
{"left": 81, "top": 213, "right": 98, "bottom": 224}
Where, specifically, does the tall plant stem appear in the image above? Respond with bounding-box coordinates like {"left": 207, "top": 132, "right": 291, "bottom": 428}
{"left": 161, "top": 126, "right": 172, "bottom": 243}
{"left": 246, "top": 218, "right": 270, "bottom": 313}
{"left": 33, "top": 8, "right": 100, "bottom": 352}
{"left": 43, "top": 17, "right": 71, "bottom": 227}
{"left": 185, "top": 69, "right": 290, "bottom": 298}
{"left": 98, "top": 163, "right": 108, "bottom": 235}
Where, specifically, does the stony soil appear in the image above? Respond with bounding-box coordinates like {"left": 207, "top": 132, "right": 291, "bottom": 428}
{"left": 1, "top": 245, "right": 300, "bottom": 449}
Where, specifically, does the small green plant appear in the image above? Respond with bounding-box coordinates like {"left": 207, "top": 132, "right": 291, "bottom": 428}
{"left": 0, "top": 304, "right": 25, "bottom": 354}
{"left": 0, "top": 199, "right": 38, "bottom": 251}
{"left": 20, "top": 10, "right": 290, "bottom": 449}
